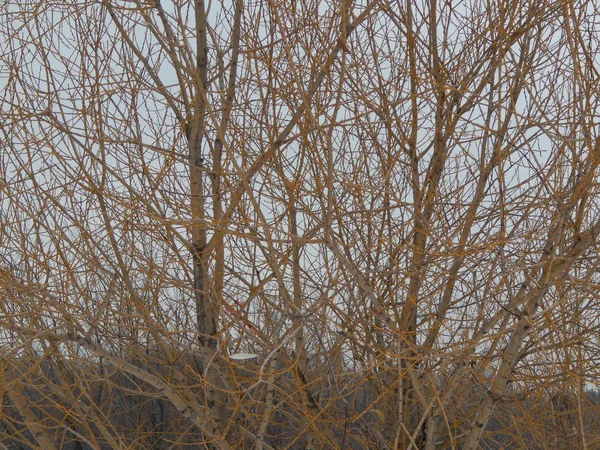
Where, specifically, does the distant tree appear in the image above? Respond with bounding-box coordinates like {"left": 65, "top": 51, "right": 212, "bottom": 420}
{"left": 2, "top": 0, "right": 600, "bottom": 448}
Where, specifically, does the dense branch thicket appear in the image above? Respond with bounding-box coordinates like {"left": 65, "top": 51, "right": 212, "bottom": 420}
{"left": 2, "top": 0, "right": 600, "bottom": 448}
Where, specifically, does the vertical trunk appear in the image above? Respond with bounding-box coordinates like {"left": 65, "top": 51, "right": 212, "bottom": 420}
{"left": 399, "top": 51, "right": 448, "bottom": 450}
{"left": 188, "top": 0, "right": 224, "bottom": 438}
{"left": 290, "top": 208, "right": 305, "bottom": 366}
{"left": 290, "top": 206, "right": 315, "bottom": 447}
{"left": 190, "top": 0, "right": 215, "bottom": 347}
{"left": 188, "top": 0, "right": 242, "bottom": 439}
{"left": 396, "top": 0, "right": 448, "bottom": 444}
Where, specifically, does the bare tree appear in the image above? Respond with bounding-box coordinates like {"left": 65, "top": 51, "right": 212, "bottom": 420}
{"left": 2, "top": 0, "right": 600, "bottom": 448}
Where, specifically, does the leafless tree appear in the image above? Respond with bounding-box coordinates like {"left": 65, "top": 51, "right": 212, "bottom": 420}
{"left": 2, "top": 0, "right": 600, "bottom": 448}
